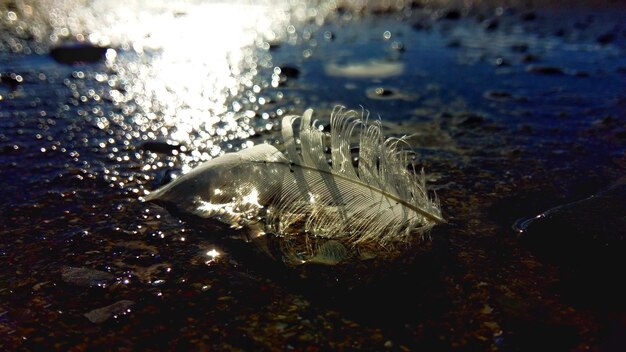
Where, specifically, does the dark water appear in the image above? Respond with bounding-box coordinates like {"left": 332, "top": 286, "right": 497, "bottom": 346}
{"left": 1, "top": 1, "right": 626, "bottom": 350}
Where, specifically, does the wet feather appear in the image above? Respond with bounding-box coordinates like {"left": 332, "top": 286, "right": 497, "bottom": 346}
{"left": 146, "top": 106, "right": 443, "bottom": 252}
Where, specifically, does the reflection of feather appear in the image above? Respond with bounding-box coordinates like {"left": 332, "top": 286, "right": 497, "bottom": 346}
{"left": 146, "top": 107, "right": 443, "bottom": 251}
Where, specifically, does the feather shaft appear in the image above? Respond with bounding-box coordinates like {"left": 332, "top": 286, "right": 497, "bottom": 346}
{"left": 257, "top": 159, "right": 444, "bottom": 224}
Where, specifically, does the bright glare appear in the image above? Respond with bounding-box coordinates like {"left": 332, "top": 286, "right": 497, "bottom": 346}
{"left": 206, "top": 248, "right": 221, "bottom": 259}
{"left": 242, "top": 189, "right": 261, "bottom": 207}
{"left": 34, "top": 0, "right": 295, "bottom": 169}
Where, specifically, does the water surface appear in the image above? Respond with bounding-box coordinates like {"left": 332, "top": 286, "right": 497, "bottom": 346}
{"left": 1, "top": 1, "right": 625, "bottom": 350}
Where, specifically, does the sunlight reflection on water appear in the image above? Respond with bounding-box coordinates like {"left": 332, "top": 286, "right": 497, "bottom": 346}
{"left": 3, "top": 0, "right": 325, "bottom": 183}
{"left": 106, "top": 2, "right": 291, "bottom": 175}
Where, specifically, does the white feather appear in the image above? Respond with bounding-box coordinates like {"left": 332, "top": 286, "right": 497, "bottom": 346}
{"left": 146, "top": 107, "right": 443, "bottom": 251}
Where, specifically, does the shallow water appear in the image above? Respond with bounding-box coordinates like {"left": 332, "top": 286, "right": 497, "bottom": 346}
{"left": 1, "top": 1, "right": 625, "bottom": 350}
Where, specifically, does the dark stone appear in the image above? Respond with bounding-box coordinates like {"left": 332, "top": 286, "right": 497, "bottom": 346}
{"left": 442, "top": 9, "right": 461, "bottom": 20}
{"left": 267, "top": 41, "right": 281, "bottom": 51}
{"left": 50, "top": 44, "right": 109, "bottom": 64}
{"left": 279, "top": 66, "right": 300, "bottom": 79}
{"left": 483, "top": 90, "right": 513, "bottom": 101}
{"left": 494, "top": 58, "right": 511, "bottom": 67}
{"left": 411, "top": 22, "right": 431, "bottom": 31}
{"left": 1, "top": 144, "right": 22, "bottom": 154}
{"left": 153, "top": 167, "right": 175, "bottom": 188}
{"left": 597, "top": 32, "right": 615, "bottom": 45}
{"left": 457, "top": 113, "right": 485, "bottom": 127}
{"left": 409, "top": 0, "right": 423, "bottom": 9}
{"left": 521, "top": 11, "right": 537, "bottom": 21}
{"left": 598, "top": 115, "right": 617, "bottom": 127}
{"left": 0, "top": 72, "right": 23, "bottom": 90}
{"left": 138, "top": 140, "right": 181, "bottom": 154}
{"left": 526, "top": 65, "right": 565, "bottom": 75}
{"left": 573, "top": 70, "right": 590, "bottom": 77}
{"left": 521, "top": 54, "right": 539, "bottom": 63}
{"left": 390, "top": 41, "right": 405, "bottom": 52}
{"left": 335, "top": 5, "right": 349, "bottom": 15}
{"left": 373, "top": 87, "right": 393, "bottom": 97}
{"left": 447, "top": 39, "right": 462, "bottom": 48}
{"left": 371, "top": 7, "right": 393, "bottom": 16}
{"left": 484, "top": 19, "right": 499, "bottom": 31}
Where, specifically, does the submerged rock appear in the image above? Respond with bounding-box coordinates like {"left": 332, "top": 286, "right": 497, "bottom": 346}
{"left": 61, "top": 266, "right": 115, "bottom": 287}
{"left": 307, "top": 240, "right": 349, "bottom": 265}
{"left": 84, "top": 300, "right": 135, "bottom": 324}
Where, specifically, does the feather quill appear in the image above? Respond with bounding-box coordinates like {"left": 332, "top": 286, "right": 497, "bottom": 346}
{"left": 146, "top": 107, "right": 443, "bottom": 259}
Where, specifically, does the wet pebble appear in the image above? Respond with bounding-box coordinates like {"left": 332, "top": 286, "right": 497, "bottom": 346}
{"left": 521, "top": 54, "right": 539, "bottom": 63}
{"left": 593, "top": 115, "right": 618, "bottom": 128}
{"left": 442, "top": 9, "right": 461, "bottom": 20}
{"left": 0, "top": 72, "right": 23, "bottom": 89}
{"left": 520, "top": 11, "right": 537, "bottom": 21}
{"left": 494, "top": 58, "right": 511, "bottom": 67}
{"left": 368, "top": 87, "right": 394, "bottom": 98}
{"left": 483, "top": 90, "right": 513, "bottom": 101}
{"left": 596, "top": 32, "right": 615, "bottom": 45}
{"left": 84, "top": 300, "right": 134, "bottom": 324}
{"left": 279, "top": 66, "right": 300, "bottom": 79}
{"left": 447, "top": 38, "right": 462, "bottom": 48}
{"left": 137, "top": 140, "right": 182, "bottom": 155}
{"left": 365, "top": 87, "right": 412, "bottom": 101}
{"left": 411, "top": 22, "right": 431, "bottom": 31}
{"left": 267, "top": 41, "right": 281, "bottom": 51}
{"left": 526, "top": 65, "right": 565, "bottom": 75}
{"left": 61, "top": 266, "right": 115, "bottom": 287}
{"left": 49, "top": 44, "right": 109, "bottom": 64}
{"left": 390, "top": 41, "right": 405, "bottom": 52}
{"left": 456, "top": 113, "right": 486, "bottom": 127}
{"left": 484, "top": 19, "right": 499, "bottom": 31}
{"left": 1, "top": 144, "right": 22, "bottom": 154}
{"left": 573, "top": 70, "right": 590, "bottom": 77}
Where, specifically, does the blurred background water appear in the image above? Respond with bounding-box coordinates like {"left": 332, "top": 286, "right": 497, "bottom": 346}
{"left": 1, "top": 1, "right": 625, "bottom": 350}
